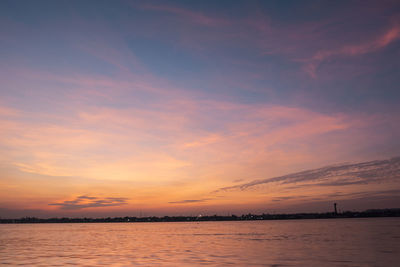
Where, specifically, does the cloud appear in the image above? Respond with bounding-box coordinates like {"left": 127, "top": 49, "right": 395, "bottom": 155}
{"left": 270, "top": 188, "right": 400, "bottom": 203}
{"left": 49, "top": 196, "right": 128, "bottom": 210}
{"left": 215, "top": 157, "right": 400, "bottom": 192}
{"left": 327, "top": 189, "right": 400, "bottom": 199}
{"left": 77, "top": 195, "right": 98, "bottom": 200}
{"left": 304, "top": 22, "right": 400, "bottom": 78}
{"left": 169, "top": 198, "right": 211, "bottom": 204}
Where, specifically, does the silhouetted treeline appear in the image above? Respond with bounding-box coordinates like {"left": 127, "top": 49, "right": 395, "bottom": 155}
{"left": 1, "top": 208, "right": 399, "bottom": 224}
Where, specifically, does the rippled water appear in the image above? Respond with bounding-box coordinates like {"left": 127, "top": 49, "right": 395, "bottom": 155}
{"left": 1, "top": 218, "right": 399, "bottom": 266}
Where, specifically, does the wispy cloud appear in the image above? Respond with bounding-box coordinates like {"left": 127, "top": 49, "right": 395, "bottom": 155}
{"left": 215, "top": 157, "right": 400, "bottom": 192}
{"left": 303, "top": 22, "right": 400, "bottom": 78}
{"left": 270, "top": 189, "right": 400, "bottom": 203}
{"left": 49, "top": 196, "right": 128, "bottom": 210}
{"left": 77, "top": 195, "right": 98, "bottom": 200}
{"left": 326, "top": 189, "right": 400, "bottom": 199}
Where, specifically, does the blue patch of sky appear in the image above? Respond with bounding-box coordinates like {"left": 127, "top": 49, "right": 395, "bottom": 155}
{"left": 0, "top": 1, "right": 123, "bottom": 77}
{"left": 127, "top": 36, "right": 206, "bottom": 80}
{"left": 1, "top": 37, "right": 118, "bottom": 77}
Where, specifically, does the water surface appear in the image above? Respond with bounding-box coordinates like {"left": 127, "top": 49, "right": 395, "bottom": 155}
{"left": 1, "top": 218, "right": 399, "bottom": 266}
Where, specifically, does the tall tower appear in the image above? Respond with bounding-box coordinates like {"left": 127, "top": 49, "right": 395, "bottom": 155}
{"left": 334, "top": 203, "right": 338, "bottom": 215}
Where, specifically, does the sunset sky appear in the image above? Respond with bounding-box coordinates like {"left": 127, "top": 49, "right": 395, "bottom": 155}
{"left": 1, "top": 0, "right": 400, "bottom": 218}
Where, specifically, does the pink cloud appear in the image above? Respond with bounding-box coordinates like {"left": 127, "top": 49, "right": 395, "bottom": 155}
{"left": 304, "top": 23, "right": 400, "bottom": 78}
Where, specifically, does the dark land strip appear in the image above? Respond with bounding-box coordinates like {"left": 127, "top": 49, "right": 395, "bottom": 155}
{"left": 1, "top": 208, "right": 399, "bottom": 224}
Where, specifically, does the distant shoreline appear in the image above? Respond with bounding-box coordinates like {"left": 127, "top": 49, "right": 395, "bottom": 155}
{"left": 1, "top": 208, "right": 399, "bottom": 224}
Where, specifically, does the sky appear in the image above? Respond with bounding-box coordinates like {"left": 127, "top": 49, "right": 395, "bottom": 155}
{"left": 1, "top": 0, "right": 400, "bottom": 218}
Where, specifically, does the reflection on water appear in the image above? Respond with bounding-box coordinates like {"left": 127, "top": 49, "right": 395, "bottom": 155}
{"left": 1, "top": 218, "right": 399, "bottom": 266}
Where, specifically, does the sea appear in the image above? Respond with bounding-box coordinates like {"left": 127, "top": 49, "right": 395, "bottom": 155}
{"left": 0, "top": 218, "right": 399, "bottom": 266}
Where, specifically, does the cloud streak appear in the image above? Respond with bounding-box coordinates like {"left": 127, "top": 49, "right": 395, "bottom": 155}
{"left": 216, "top": 157, "right": 400, "bottom": 192}
{"left": 303, "top": 21, "right": 400, "bottom": 78}
{"left": 49, "top": 196, "right": 128, "bottom": 210}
